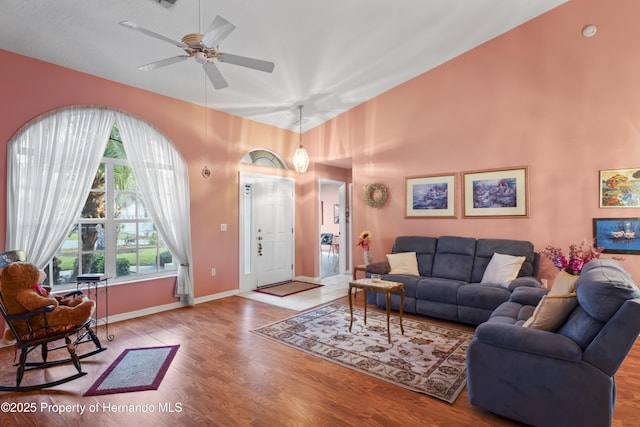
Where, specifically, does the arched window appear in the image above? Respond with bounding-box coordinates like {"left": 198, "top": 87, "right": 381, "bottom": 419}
{"left": 7, "top": 107, "right": 194, "bottom": 304}
{"left": 241, "top": 149, "right": 288, "bottom": 169}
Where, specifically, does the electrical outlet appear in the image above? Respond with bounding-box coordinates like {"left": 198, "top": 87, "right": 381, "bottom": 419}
{"left": 220, "top": 224, "right": 227, "bottom": 231}
{"left": 211, "top": 268, "right": 216, "bottom": 276}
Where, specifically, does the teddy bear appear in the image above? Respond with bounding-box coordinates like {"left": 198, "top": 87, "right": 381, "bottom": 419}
{"left": 1, "top": 262, "right": 95, "bottom": 341}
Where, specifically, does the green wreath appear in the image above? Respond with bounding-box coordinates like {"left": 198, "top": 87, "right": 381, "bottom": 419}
{"left": 364, "top": 183, "right": 388, "bottom": 208}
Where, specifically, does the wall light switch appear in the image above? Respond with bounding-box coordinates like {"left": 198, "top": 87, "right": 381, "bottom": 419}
{"left": 211, "top": 268, "right": 216, "bottom": 276}
{"left": 220, "top": 224, "right": 227, "bottom": 231}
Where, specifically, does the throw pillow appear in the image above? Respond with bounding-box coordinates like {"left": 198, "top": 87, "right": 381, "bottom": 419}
{"left": 386, "top": 252, "right": 419, "bottom": 275}
{"left": 548, "top": 270, "right": 579, "bottom": 295}
{"left": 522, "top": 293, "right": 578, "bottom": 331}
{"left": 480, "top": 253, "right": 526, "bottom": 287}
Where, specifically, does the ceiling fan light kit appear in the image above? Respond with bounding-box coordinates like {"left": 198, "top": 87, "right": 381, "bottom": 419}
{"left": 118, "top": 15, "right": 274, "bottom": 90}
{"left": 292, "top": 105, "right": 310, "bottom": 174}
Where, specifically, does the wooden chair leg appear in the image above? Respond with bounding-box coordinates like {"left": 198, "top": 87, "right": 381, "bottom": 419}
{"left": 65, "top": 336, "right": 82, "bottom": 373}
{"left": 86, "top": 324, "right": 103, "bottom": 349}
{"left": 41, "top": 342, "right": 48, "bottom": 363}
{"left": 16, "top": 349, "right": 27, "bottom": 387}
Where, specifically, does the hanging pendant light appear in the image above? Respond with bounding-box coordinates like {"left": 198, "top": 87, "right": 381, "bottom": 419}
{"left": 292, "top": 105, "right": 310, "bottom": 173}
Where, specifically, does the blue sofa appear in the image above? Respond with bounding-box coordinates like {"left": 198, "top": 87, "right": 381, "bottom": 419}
{"left": 365, "top": 235, "right": 541, "bottom": 326}
{"left": 467, "top": 259, "right": 640, "bottom": 427}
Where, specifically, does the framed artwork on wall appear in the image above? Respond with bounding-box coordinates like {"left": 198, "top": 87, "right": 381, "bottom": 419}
{"left": 593, "top": 217, "right": 640, "bottom": 254}
{"left": 333, "top": 204, "right": 339, "bottom": 224}
{"left": 405, "top": 173, "right": 456, "bottom": 218}
{"left": 599, "top": 168, "right": 640, "bottom": 207}
{"left": 463, "top": 166, "right": 528, "bottom": 218}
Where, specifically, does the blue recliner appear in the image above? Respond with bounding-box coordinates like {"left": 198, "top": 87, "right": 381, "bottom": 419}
{"left": 466, "top": 259, "right": 640, "bottom": 427}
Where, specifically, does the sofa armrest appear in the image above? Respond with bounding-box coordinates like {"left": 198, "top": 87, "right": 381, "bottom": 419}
{"left": 508, "top": 276, "right": 541, "bottom": 291}
{"left": 366, "top": 261, "right": 390, "bottom": 275}
{"left": 474, "top": 322, "right": 582, "bottom": 362}
{"left": 509, "top": 286, "right": 548, "bottom": 306}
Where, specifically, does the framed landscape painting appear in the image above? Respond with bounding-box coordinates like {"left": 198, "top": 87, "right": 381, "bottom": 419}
{"left": 463, "top": 166, "right": 528, "bottom": 218}
{"left": 593, "top": 217, "right": 640, "bottom": 254}
{"left": 599, "top": 168, "right": 640, "bottom": 207}
{"left": 405, "top": 173, "right": 456, "bottom": 218}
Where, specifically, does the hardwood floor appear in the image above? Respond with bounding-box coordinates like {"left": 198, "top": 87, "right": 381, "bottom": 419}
{"left": 1, "top": 295, "right": 640, "bottom": 427}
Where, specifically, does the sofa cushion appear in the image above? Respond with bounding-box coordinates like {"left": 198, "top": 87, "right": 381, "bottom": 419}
{"left": 458, "top": 283, "right": 512, "bottom": 310}
{"left": 386, "top": 252, "right": 419, "bottom": 275}
{"left": 522, "top": 293, "right": 578, "bottom": 331}
{"left": 471, "top": 239, "right": 536, "bottom": 283}
{"left": 431, "top": 236, "right": 476, "bottom": 282}
{"left": 557, "top": 306, "right": 605, "bottom": 350}
{"left": 576, "top": 259, "right": 640, "bottom": 322}
{"left": 391, "top": 236, "right": 437, "bottom": 277}
{"left": 481, "top": 253, "right": 525, "bottom": 287}
{"left": 415, "top": 277, "right": 465, "bottom": 304}
{"left": 381, "top": 274, "right": 421, "bottom": 299}
{"left": 555, "top": 259, "right": 640, "bottom": 349}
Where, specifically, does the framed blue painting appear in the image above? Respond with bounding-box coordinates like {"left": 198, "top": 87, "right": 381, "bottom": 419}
{"left": 593, "top": 217, "right": 640, "bottom": 254}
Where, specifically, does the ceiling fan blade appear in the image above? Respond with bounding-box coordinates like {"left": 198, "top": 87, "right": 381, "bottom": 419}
{"left": 218, "top": 53, "right": 275, "bottom": 73}
{"left": 201, "top": 16, "right": 236, "bottom": 49}
{"left": 119, "top": 20, "right": 185, "bottom": 48}
{"left": 199, "top": 59, "right": 228, "bottom": 90}
{"left": 138, "top": 55, "right": 190, "bottom": 71}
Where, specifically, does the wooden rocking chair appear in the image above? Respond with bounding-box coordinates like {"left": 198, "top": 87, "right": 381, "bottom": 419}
{"left": 0, "top": 290, "right": 106, "bottom": 392}
{"left": 0, "top": 250, "right": 106, "bottom": 392}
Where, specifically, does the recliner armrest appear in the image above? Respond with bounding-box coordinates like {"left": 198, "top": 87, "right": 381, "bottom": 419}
{"left": 508, "top": 276, "right": 542, "bottom": 291}
{"left": 509, "top": 286, "right": 548, "bottom": 305}
{"left": 474, "top": 322, "right": 582, "bottom": 362}
{"left": 366, "top": 261, "right": 390, "bottom": 275}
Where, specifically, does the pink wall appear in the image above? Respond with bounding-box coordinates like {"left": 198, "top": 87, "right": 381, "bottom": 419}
{"left": 302, "top": 0, "right": 640, "bottom": 283}
{"left": 0, "top": 50, "right": 304, "bottom": 319}
{"left": 2, "top": 0, "right": 640, "bottom": 323}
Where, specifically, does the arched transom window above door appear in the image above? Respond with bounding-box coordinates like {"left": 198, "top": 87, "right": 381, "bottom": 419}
{"left": 241, "top": 149, "right": 288, "bottom": 169}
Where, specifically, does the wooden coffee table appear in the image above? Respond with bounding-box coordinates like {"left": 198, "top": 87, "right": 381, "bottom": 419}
{"left": 348, "top": 278, "right": 405, "bottom": 343}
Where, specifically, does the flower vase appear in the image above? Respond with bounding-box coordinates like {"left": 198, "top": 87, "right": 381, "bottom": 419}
{"left": 364, "top": 250, "right": 372, "bottom": 266}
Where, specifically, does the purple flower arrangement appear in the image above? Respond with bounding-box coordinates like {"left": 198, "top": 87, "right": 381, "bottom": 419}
{"left": 542, "top": 240, "right": 608, "bottom": 276}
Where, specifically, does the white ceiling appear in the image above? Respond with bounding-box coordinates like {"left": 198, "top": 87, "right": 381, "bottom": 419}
{"left": 0, "top": 0, "right": 566, "bottom": 132}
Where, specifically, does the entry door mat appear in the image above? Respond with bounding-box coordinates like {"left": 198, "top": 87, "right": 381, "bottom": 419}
{"left": 84, "top": 345, "right": 179, "bottom": 396}
{"left": 252, "top": 302, "right": 473, "bottom": 403}
{"left": 254, "top": 281, "right": 323, "bottom": 297}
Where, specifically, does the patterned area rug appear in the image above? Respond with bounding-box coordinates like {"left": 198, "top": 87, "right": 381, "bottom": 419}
{"left": 84, "top": 345, "right": 179, "bottom": 396}
{"left": 252, "top": 302, "right": 473, "bottom": 403}
{"left": 254, "top": 281, "right": 323, "bottom": 297}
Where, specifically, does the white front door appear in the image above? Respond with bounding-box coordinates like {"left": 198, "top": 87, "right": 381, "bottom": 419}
{"left": 239, "top": 173, "right": 294, "bottom": 291}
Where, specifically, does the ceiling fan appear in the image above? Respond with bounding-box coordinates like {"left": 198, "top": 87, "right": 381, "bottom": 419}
{"left": 119, "top": 16, "right": 274, "bottom": 90}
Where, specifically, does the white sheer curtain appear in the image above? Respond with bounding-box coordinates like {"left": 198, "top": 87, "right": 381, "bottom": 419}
{"left": 6, "top": 107, "right": 114, "bottom": 268}
{"left": 116, "top": 113, "right": 194, "bottom": 305}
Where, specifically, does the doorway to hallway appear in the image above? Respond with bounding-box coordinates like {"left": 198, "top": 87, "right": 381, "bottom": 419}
{"left": 319, "top": 180, "right": 350, "bottom": 278}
